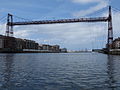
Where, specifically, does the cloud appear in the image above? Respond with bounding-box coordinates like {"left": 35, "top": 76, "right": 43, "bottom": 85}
{"left": 72, "top": 0, "right": 108, "bottom": 17}
{"left": 112, "top": 11, "right": 120, "bottom": 38}
{"left": 15, "top": 29, "right": 30, "bottom": 38}
{"left": 0, "top": 24, "right": 6, "bottom": 35}
{"left": 72, "top": 0, "right": 101, "bottom": 4}
{"left": 12, "top": 22, "right": 107, "bottom": 50}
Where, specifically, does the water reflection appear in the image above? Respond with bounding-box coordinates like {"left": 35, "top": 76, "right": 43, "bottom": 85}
{"left": 107, "top": 55, "right": 116, "bottom": 90}
{"left": 2, "top": 54, "right": 14, "bottom": 90}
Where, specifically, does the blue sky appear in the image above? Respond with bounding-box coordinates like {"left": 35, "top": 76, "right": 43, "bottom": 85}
{"left": 0, "top": 0, "right": 120, "bottom": 50}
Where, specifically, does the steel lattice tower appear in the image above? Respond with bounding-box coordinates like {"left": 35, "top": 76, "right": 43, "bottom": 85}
{"left": 107, "top": 6, "right": 113, "bottom": 50}
{"left": 6, "top": 13, "right": 13, "bottom": 37}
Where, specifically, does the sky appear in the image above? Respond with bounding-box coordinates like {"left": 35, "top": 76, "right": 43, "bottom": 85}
{"left": 0, "top": 0, "right": 120, "bottom": 50}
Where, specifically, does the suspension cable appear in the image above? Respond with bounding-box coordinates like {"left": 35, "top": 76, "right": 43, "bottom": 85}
{"left": 13, "top": 15, "right": 33, "bottom": 22}
{"left": 85, "top": 6, "right": 109, "bottom": 17}
{"left": 112, "top": 6, "right": 120, "bottom": 13}
{"left": 0, "top": 15, "right": 7, "bottom": 22}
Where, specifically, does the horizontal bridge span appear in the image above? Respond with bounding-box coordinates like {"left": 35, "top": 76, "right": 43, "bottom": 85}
{"left": 9, "top": 17, "right": 109, "bottom": 26}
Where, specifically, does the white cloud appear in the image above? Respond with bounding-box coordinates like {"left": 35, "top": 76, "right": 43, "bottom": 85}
{"left": 72, "top": 0, "right": 101, "bottom": 4}
{"left": 74, "top": 2, "right": 108, "bottom": 17}
{"left": 72, "top": 0, "right": 108, "bottom": 17}
{"left": 0, "top": 24, "right": 6, "bottom": 35}
{"left": 15, "top": 29, "right": 30, "bottom": 38}
{"left": 112, "top": 11, "right": 120, "bottom": 39}
{"left": 12, "top": 22, "right": 107, "bottom": 50}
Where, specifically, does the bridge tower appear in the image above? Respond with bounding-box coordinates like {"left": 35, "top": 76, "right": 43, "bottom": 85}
{"left": 6, "top": 13, "right": 13, "bottom": 37}
{"left": 107, "top": 6, "right": 113, "bottom": 50}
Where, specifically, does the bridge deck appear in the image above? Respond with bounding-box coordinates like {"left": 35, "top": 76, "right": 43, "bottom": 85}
{"left": 8, "top": 17, "right": 108, "bottom": 26}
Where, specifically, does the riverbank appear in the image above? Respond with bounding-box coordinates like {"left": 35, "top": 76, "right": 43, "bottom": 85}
{"left": 0, "top": 48, "right": 67, "bottom": 53}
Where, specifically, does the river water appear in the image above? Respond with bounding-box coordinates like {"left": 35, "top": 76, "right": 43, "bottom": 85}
{"left": 0, "top": 53, "right": 120, "bottom": 90}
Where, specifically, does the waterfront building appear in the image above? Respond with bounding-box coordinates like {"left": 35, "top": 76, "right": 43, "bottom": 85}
{"left": 42, "top": 44, "right": 50, "bottom": 50}
{"left": 2, "top": 36, "right": 16, "bottom": 50}
{"left": 52, "top": 45, "right": 60, "bottom": 52}
{"left": 38, "top": 45, "right": 43, "bottom": 50}
{"left": 0, "top": 35, "right": 67, "bottom": 53}
{"left": 41, "top": 44, "right": 60, "bottom": 52}
{"left": 60, "top": 48, "right": 67, "bottom": 53}
{"left": 0, "top": 35, "right": 4, "bottom": 49}
{"left": 112, "top": 37, "right": 120, "bottom": 49}
{"left": 15, "top": 38, "right": 24, "bottom": 49}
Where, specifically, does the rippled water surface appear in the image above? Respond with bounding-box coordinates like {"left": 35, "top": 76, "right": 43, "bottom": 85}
{"left": 0, "top": 53, "right": 120, "bottom": 90}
